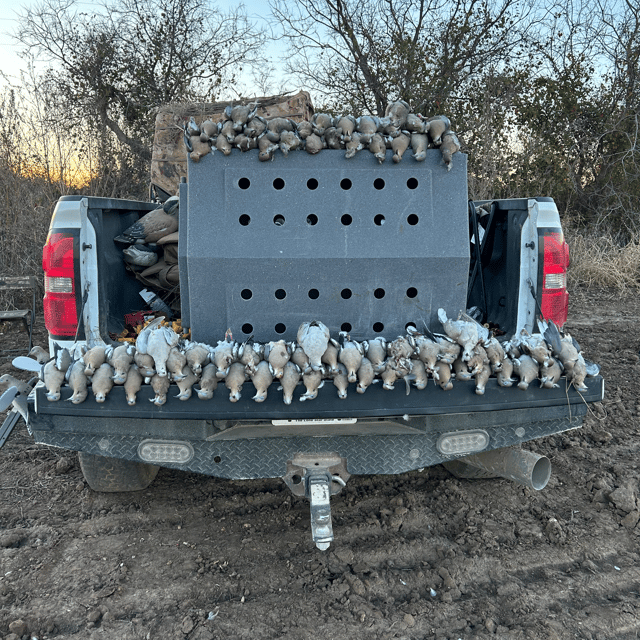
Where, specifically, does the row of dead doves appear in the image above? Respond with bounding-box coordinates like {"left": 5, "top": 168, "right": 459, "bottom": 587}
{"left": 3, "top": 313, "right": 598, "bottom": 415}
{"left": 183, "top": 101, "right": 461, "bottom": 169}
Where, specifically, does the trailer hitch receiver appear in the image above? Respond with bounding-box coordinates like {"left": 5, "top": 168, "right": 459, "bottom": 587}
{"left": 283, "top": 452, "right": 350, "bottom": 551}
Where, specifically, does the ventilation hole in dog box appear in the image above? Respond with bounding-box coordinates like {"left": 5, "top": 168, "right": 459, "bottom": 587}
{"left": 241, "top": 289, "right": 253, "bottom": 300}
{"left": 275, "top": 323, "right": 286, "bottom": 334}
{"left": 273, "top": 178, "right": 285, "bottom": 190}
{"left": 374, "top": 288, "right": 385, "bottom": 299}
{"left": 374, "top": 178, "right": 385, "bottom": 190}
{"left": 308, "top": 289, "right": 319, "bottom": 299}
{"left": 307, "top": 178, "right": 318, "bottom": 190}
{"left": 341, "top": 214, "right": 352, "bottom": 226}
{"left": 239, "top": 214, "right": 251, "bottom": 226}
{"left": 341, "top": 288, "right": 352, "bottom": 299}
{"left": 307, "top": 213, "right": 318, "bottom": 226}
{"left": 273, "top": 214, "right": 285, "bottom": 226}
{"left": 407, "top": 214, "right": 419, "bottom": 225}
{"left": 407, "top": 177, "right": 418, "bottom": 189}
{"left": 373, "top": 322, "right": 384, "bottom": 333}
{"left": 374, "top": 214, "right": 385, "bottom": 226}
{"left": 242, "top": 323, "right": 253, "bottom": 334}
{"left": 405, "top": 322, "right": 417, "bottom": 331}
{"left": 275, "top": 289, "right": 286, "bottom": 300}
{"left": 340, "top": 178, "right": 352, "bottom": 190}
{"left": 406, "top": 287, "right": 418, "bottom": 298}
{"left": 238, "top": 177, "right": 250, "bottom": 190}
{"left": 341, "top": 322, "right": 352, "bottom": 332}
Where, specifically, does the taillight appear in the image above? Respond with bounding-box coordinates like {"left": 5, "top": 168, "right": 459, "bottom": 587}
{"left": 541, "top": 231, "right": 569, "bottom": 327}
{"left": 43, "top": 231, "right": 78, "bottom": 336}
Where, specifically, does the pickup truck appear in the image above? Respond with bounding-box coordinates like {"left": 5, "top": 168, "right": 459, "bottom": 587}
{"left": 11, "top": 112, "right": 604, "bottom": 550}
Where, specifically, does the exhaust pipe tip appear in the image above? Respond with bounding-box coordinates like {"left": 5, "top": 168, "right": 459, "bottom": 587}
{"left": 529, "top": 455, "right": 551, "bottom": 491}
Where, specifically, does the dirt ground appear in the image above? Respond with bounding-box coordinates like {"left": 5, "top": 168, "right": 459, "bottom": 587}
{"left": 0, "top": 289, "right": 638, "bottom": 640}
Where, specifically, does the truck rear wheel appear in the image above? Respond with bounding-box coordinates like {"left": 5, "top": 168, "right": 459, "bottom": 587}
{"left": 442, "top": 459, "right": 498, "bottom": 480}
{"left": 78, "top": 452, "right": 159, "bottom": 492}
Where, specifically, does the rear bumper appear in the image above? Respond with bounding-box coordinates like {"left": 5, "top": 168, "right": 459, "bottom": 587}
{"left": 29, "top": 376, "right": 604, "bottom": 479}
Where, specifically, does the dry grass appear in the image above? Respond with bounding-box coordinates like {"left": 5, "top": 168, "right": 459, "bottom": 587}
{"left": 567, "top": 229, "right": 640, "bottom": 291}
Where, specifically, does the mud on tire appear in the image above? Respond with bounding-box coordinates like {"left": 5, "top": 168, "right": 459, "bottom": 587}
{"left": 78, "top": 452, "right": 159, "bottom": 492}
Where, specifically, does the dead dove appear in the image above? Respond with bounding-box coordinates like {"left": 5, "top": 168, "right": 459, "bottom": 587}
{"left": 28, "top": 345, "right": 50, "bottom": 364}
{"left": 513, "top": 355, "right": 539, "bottom": 390}
{"left": 369, "top": 133, "right": 387, "bottom": 163}
{"left": 474, "top": 363, "right": 492, "bottom": 395}
{"left": 220, "top": 119, "right": 236, "bottom": 143}
{"left": 409, "top": 358, "right": 429, "bottom": 390}
{"left": 184, "top": 342, "right": 210, "bottom": 376}
{"left": 392, "top": 132, "right": 411, "bottom": 163}
{"left": 356, "top": 357, "right": 376, "bottom": 393}
{"left": 83, "top": 345, "right": 107, "bottom": 377}
{"left": 0, "top": 374, "right": 33, "bottom": 424}
{"left": 496, "top": 357, "right": 516, "bottom": 387}
{"left": 311, "top": 113, "right": 333, "bottom": 137}
{"left": 212, "top": 334, "right": 239, "bottom": 379}
{"left": 363, "top": 337, "right": 387, "bottom": 373}
{"left": 518, "top": 330, "right": 551, "bottom": 367}
{"left": 226, "top": 103, "right": 259, "bottom": 132}
{"left": 186, "top": 116, "right": 200, "bottom": 137}
{"left": 225, "top": 362, "right": 247, "bottom": 402}
{"left": 356, "top": 115, "right": 379, "bottom": 145}
{"left": 434, "top": 334, "right": 461, "bottom": 363}
{"left": 345, "top": 132, "right": 364, "bottom": 158}
{"left": 244, "top": 115, "right": 267, "bottom": 138}
{"left": 279, "top": 361, "right": 302, "bottom": 405}
{"left": 196, "top": 364, "right": 218, "bottom": 400}
{"left": 297, "top": 321, "right": 331, "bottom": 372}
{"left": 250, "top": 360, "right": 273, "bottom": 403}
{"left": 175, "top": 365, "right": 198, "bottom": 400}
{"left": 279, "top": 130, "right": 302, "bottom": 156}
{"left": 266, "top": 117, "right": 295, "bottom": 142}
{"left": 407, "top": 327, "right": 439, "bottom": 373}
{"left": 234, "top": 133, "right": 258, "bottom": 152}
{"left": 466, "top": 344, "right": 490, "bottom": 376}
{"left": 239, "top": 337, "right": 263, "bottom": 377}
{"left": 484, "top": 337, "right": 505, "bottom": 372}
{"left": 92, "top": 363, "right": 114, "bottom": 403}
{"left": 124, "top": 364, "right": 143, "bottom": 405}
{"left": 568, "top": 354, "right": 588, "bottom": 391}
{"left": 411, "top": 132, "right": 429, "bottom": 161}
{"left": 388, "top": 336, "right": 415, "bottom": 360}
{"left": 338, "top": 332, "right": 363, "bottom": 383}
{"left": 332, "top": 364, "right": 349, "bottom": 399}
{"left": 114, "top": 205, "right": 178, "bottom": 244}
{"left": 321, "top": 339, "right": 340, "bottom": 375}
{"left": 334, "top": 115, "right": 356, "bottom": 142}
{"left": 149, "top": 372, "right": 170, "bottom": 406}
{"left": 134, "top": 351, "right": 156, "bottom": 378}
{"left": 200, "top": 119, "right": 219, "bottom": 140}
{"left": 453, "top": 356, "right": 472, "bottom": 381}
{"left": 300, "top": 368, "right": 325, "bottom": 401}
{"left": 258, "top": 133, "right": 278, "bottom": 161}
{"left": 405, "top": 113, "right": 426, "bottom": 133}
{"left": 109, "top": 343, "right": 135, "bottom": 384}
{"left": 166, "top": 347, "right": 187, "bottom": 381}
{"left": 438, "top": 308, "right": 489, "bottom": 362}
{"left": 324, "top": 126, "right": 343, "bottom": 150}
{"left": 385, "top": 100, "right": 411, "bottom": 128}
{"left": 143, "top": 324, "right": 180, "bottom": 377}
{"left": 188, "top": 135, "right": 212, "bottom": 163}
{"left": 44, "top": 359, "right": 66, "bottom": 401}
{"left": 296, "top": 120, "right": 313, "bottom": 139}
{"left": 440, "top": 131, "right": 461, "bottom": 170}
{"left": 434, "top": 361, "right": 454, "bottom": 390}
{"left": 304, "top": 133, "right": 324, "bottom": 155}
{"left": 53, "top": 345, "right": 72, "bottom": 373}
{"left": 265, "top": 339, "right": 291, "bottom": 379}
{"left": 540, "top": 357, "right": 562, "bottom": 389}
{"left": 291, "top": 343, "right": 311, "bottom": 374}
{"left": 381, "top": 357, "right": 413, "bottom": 393}
{"left": 216, "top": 133, "right": 233, "bottom": 156}
{"left": 425, "top": 115, "right": 450, "bottom": 145}
{"left": 66, "top": 359, "right": 89, "bottom": 404}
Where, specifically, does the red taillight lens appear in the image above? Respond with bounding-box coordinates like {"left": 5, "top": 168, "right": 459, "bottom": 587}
{"left": 541, "top": 232, "right": 569, "bottom": 327}
{"left": 43, "top": 232, "right": 78, "bottom": 336}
